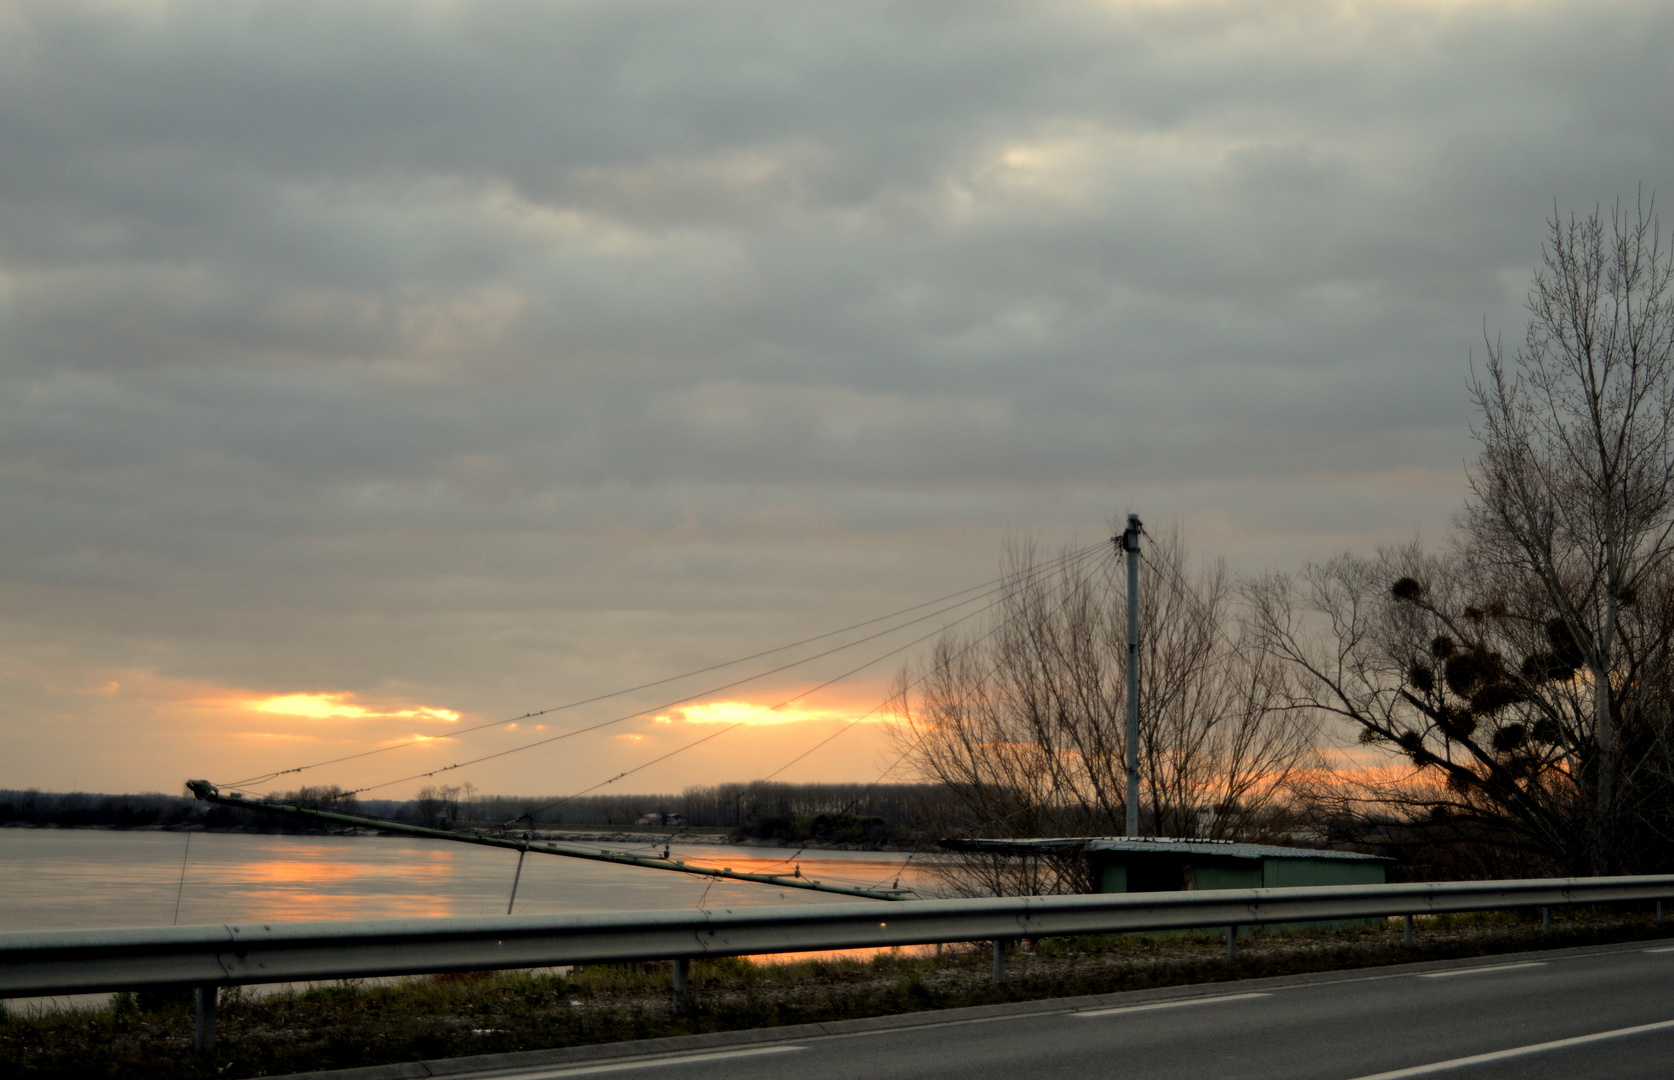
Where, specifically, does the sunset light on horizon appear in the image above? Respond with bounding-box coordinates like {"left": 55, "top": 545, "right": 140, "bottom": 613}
{"left": 248, "top": 693, "right": 462, "bottom": 725}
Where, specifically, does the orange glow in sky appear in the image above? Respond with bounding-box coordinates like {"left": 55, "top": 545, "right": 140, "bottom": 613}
{"left": 248, "top": 692, "right": 460, "bottom": 723}
{"left": 376, "top": 733, "right": 454, "bottom": 748}
{"left": 658, "top": 699, "right": 888, "bottom": 727}
{"left": 71, "top": 666, "right": 906, "bottom": 793}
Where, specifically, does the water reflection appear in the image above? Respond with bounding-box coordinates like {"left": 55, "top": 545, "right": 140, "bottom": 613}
{"left": 0, "top": 829, "right": 932, "bottom": 933}
{"left": 749, "top": 944, "right": 940, "bottom": 965}
{"left": 233, "top": 890, "right": 457, "bottom": 922}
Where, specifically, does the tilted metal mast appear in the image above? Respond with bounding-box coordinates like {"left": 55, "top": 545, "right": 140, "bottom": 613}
{"left": 186, "top": 781, "right": 908, "bottom": 902}
{"left": 1119, "top": 514, "right": 1142, "bottom": 837}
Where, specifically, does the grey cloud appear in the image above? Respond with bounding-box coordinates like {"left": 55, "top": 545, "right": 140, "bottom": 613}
{"left": 2, "top": 0, "right": 1671, "bottom": 792}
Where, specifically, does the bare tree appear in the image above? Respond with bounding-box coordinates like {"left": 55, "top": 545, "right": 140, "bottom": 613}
{"left": 1246, "top": 543, "right": 1674, "bottom": 875}
{"left": 890, "top": 528, "right": 1319, "bottom": 894}
{"left": 1246, "top": 548, "right": 1573, "bottom": 872}
{"left": 1470, "top": 196, "right": 1674, "bottom": 863}
{"left": 1245, "top": 198, "right": 1674, "bottom": 875}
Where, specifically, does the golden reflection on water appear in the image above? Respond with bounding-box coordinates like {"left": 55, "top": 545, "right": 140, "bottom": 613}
{"left": 233, "top": 857, "right": 455, "bottom": 886}
{"left": 690, "top": 854, "right": 935, "bottom": 966}
{"left": 200, "top": 842, "right": 464, "bottom": 922}
{"left": 673, "top": 853, "right": 914, "bottom": 893}
{"left": 0, "top": 830, "right": 934, "bottom": 934}
{"left": 235, "top": 889, "right": 455, "bottom": 922}
{"left": 239, "top": 859, "right": 372, "bottom": 885}
{"left": 746, "top": 944, "right": 940, "bottom": 965}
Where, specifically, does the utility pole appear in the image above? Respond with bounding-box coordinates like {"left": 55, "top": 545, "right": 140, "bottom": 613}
{"left": 1119, "top": 514, "right": 1142, "bottom": 837}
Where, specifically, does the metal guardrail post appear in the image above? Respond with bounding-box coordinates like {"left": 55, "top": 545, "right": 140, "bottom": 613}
{"left": 1225, "top": 925, "right": 1237, "bottom": 963}
{"left": 1403, "top": 914, "right": 1414, "bottom": 948}
{"left": 671, "top": 958, "right": 690, "bottom": 1012}
{"left": 193, "top": 985, "right": 217, "bottom": 1056}
{"left": 1659, "top": 901, "right": 1665, "bottom": 926}
{"left": 991, "top": 939, "right": 1005, "bottom": 984}
{"left": 1541, "top": 907, "right": 1551, "bottom": 935}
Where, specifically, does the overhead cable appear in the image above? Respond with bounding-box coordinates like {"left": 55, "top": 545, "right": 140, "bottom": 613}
{"left": 250, "top": 542, "right": 1103, "bottom": 800}
{"left": 491, "top": 542, "right": 1108, "bottom": 819}
{"left": 223, "top": 540, "right": 1105, "bottom": 790}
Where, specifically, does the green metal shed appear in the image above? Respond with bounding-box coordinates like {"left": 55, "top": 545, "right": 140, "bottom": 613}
{"left": 1080, "top": 837, "right": 1388, "bottom": 893}
{"left": 939, "top": 836, "right": 1389, "bottom": 893}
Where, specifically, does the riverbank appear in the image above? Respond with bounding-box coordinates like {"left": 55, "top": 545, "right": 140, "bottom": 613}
{"left": 5, "top": 907, "right": 1670, "bottom": 1079}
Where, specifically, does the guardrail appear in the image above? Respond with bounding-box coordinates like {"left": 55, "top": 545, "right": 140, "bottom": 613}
{"left": 5, "top": 875, "right": 1672, "bottom": 1055}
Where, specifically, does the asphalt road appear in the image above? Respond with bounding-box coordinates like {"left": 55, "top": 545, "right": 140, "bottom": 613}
{"left": 436, "top": 943, "right": 1674, "bottom": 1080}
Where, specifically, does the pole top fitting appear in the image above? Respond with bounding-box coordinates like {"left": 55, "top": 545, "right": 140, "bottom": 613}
{"left": 185, "top": 779, "right": 220, "bottom": 800}
{"left": 1116, "top": 514, "right": 1142, "bottom": 553}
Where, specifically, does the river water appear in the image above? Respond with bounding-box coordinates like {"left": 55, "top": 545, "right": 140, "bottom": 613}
{"left": 0, "top": 829, "right": 941, "bottom": 1009}
{"left": 0, "top": 828, "right": 931, "bottom": 934}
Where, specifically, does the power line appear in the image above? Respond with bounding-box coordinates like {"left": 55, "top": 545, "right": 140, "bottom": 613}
{"left": 294, "top": 548, "right": 1086, "bottom": 800}
{"left": 223, "top": 540, "right": 1106, "bottom": 791}
{"left": 1136, "top": 535, "right": 1246, "bottom": 659}
{"left": 170, "top": 830, "right": 192, "bottom": 926}
{"left": 626, "top": 541, "right": 1106, "bottom": 834}
{"left": 734, "top": 543, "right": 1108, "bottom": 798}
{"left": 843, "top": 536, "right": 1127, "bottom": 828}
{"left": 511, "top": 563, "right": 1062, "bottom": 818}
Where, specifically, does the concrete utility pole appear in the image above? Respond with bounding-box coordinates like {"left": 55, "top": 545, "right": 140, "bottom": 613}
{"left": 1120, "top": 514, "right": 1142, "bottom": 837}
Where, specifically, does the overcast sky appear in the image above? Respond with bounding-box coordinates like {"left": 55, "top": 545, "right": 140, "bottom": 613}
{"left": 2, "top": 0, "right": 1670, "bottom": 799}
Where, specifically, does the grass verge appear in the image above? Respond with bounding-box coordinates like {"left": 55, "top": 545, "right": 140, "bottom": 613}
{"left": 4, "top": 907, "right": 1671, "bottom": 1078}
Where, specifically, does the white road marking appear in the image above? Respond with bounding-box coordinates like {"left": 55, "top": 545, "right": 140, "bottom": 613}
{"left": 1416, "top": 961, "right": 1546, "bottom": 979}
{"left": 488, "top": 1045, "right": 805, "bottom": 1078}
{"left": 1642, "top": 945, "right": 1674, "bottom": 953}
{"left": 1340, "top": 1018, "right": 1674, "bottom": 1079}
{"left": 1076, "top": 992, "right": 1270, "bottom": 1017}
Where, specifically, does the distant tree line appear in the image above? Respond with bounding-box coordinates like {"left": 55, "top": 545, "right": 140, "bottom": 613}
{"left": 677, "top": 782, "right": 959, "bottom": 829}
{"left": 0, "top": 789, "right": 204, "bottom": 829}
{"left": 401, "top": 781, "right": 961, "bottom": 839}
{"left": 0, "top": 782, "right": 961, "bottom": 840}
{"left": 407, "top": 784, "right": 683, "bottom": 829}
{"left": 0, "top": 788, "right": 407, "bottom": 833}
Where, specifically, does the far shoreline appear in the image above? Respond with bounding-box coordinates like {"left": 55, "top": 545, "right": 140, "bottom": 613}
{"left": 0, "top": 820, "right": 919, "bottom": 852}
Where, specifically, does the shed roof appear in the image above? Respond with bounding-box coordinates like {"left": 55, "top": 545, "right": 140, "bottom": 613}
{"left": 1085, "top": 838, "right": 1389, "bottom": 863}
{"left": 938, "top": 836, "right": 1388, "bottom": 863}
